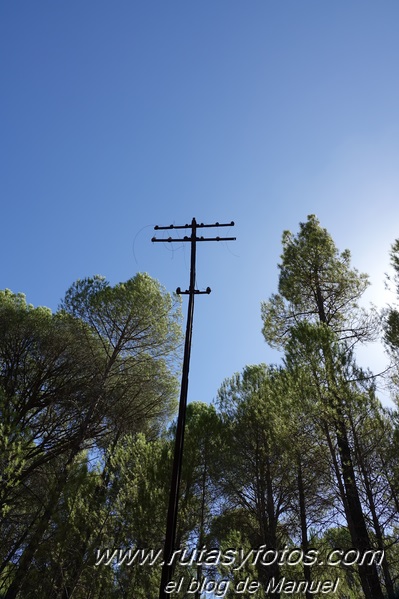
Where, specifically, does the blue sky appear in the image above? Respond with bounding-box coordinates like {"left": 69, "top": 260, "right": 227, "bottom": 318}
{"left": 1, "top": 1, "right": 399, "bottom": 408}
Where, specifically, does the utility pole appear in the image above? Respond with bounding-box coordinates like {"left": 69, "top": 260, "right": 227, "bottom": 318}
{"left": 152, "top": 218, "right": 235, "bottom": 599}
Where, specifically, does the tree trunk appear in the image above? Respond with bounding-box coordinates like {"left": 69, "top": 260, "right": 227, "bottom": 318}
{"left": 334, "top": 411, "right": 384, "bottom": 599}
{"left": 297, "top": 457, "right": 312, "bottom": 599}
{"left": 350, "top": 415, "right": 395, "bottom": 599}
{"left": 315, "top": 281, "right": 384, "bottom": 599}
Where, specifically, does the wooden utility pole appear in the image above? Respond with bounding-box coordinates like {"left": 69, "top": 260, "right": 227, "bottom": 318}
{"left": 152, "top": 218, "right": 235, "bottom": 599}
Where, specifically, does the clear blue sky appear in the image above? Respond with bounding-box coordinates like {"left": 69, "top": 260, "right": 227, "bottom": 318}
{"left": 2, "top": 1, "right": 399, "bottom": 408}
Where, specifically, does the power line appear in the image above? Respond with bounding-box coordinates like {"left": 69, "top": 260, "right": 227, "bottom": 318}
{"left": 152, "top": 217, "right": 236, "bottom": 599}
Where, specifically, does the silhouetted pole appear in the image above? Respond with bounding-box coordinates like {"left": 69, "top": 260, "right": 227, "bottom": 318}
{"left": 152, "top": 218, "right": 235, "bottom": 599}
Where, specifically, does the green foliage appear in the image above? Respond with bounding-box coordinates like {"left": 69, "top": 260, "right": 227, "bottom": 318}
{"left": 384, "top": 239, "right": 399, "bottom": 401}
{"left": 215, "top": 365, "right": 299, "bottom": 590}
{"left": 61, "top": 273, "right": 182, "bottom": 364}
{"left": 260, "top": 216, "right": 391, "bottom": 599}
{"left": 60, "top": 273, "right": 183, "bottom": 436}
{"left": 261, "top": 214, "right": 374, "bottom": 349}
{"left": 178, "top": 402, "right": 220, "bottom": 544}
{"left": 0, "top": 274, "right": 183, "bottom": 598}
{"left": 3, "top": 221, "right": 399, "bottom": 598}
